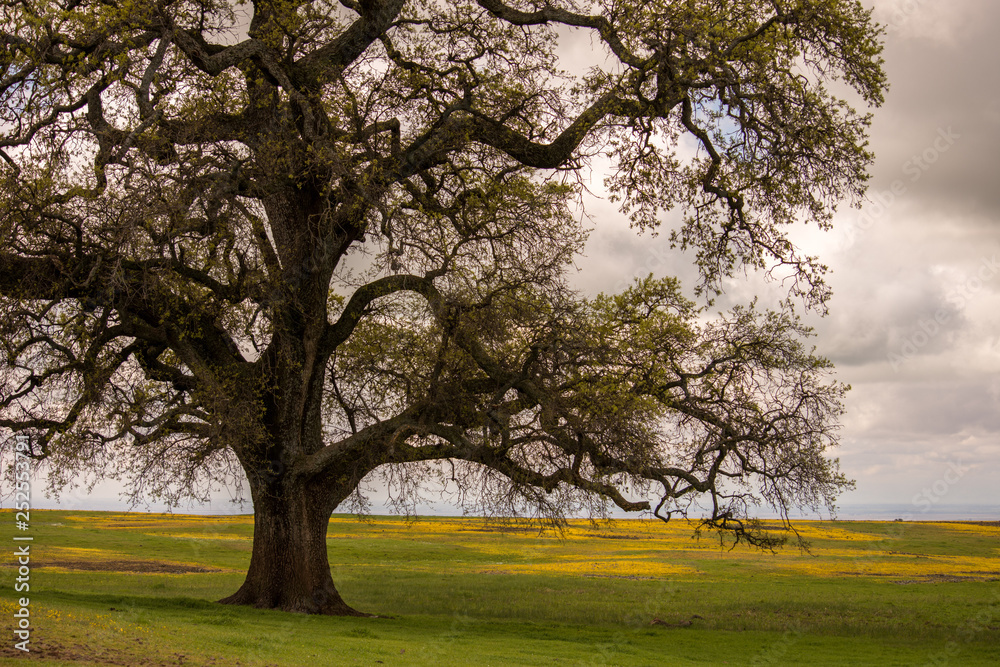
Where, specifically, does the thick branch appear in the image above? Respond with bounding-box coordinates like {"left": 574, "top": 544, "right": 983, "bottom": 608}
{"left": 321, "top": 274, "right": 432, "bottom": 356}
{"left": 474, "top": 0, "right": 645, "bottom": 68}
{"left": 296, "top": 0, "right": 406, "bottom": 87}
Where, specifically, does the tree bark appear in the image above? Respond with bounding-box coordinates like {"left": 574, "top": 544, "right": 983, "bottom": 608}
{"left": 219, "top": 475, "right": 366, "bottom": 616}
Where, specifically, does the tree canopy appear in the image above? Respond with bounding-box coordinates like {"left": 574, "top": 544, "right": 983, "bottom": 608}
{"left": 1, "top": 0, "right": 885, "bottom": 614}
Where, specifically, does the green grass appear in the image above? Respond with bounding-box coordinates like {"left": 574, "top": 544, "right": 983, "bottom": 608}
{"left": 1, "top": 511, "right": 998, "bottom": 666}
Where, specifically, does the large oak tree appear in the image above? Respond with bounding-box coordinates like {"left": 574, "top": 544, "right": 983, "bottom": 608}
{"left": 0, "top": 0, "right": 884, "bottom": 614}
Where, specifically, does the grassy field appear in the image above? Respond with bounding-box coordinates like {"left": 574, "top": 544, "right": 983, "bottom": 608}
{"left": 1, "top": 510, "right": 998, "bottom": 666}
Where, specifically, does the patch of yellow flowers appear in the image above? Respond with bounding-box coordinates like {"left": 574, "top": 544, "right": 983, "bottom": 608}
{"left": 321, "top": 516, "right": 999, "bottom": 581}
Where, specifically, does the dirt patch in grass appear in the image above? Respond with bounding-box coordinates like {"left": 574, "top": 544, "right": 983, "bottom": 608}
{"left": 33, "top": 559, "right": 221, "bottom": 574}
{"left": 836, "top": 571, "right": 1000, "bottom": 584}
{"left": 581, "top": 574, "right": 659, "bottom": 580}
{"left": 892, "top": 573, "right": 1000, "bottom": 584}
{"left": 925, "top": 520, "right": 1000, "bottom": 528}
{"left": 1, "top": 637, "right": 135, "bottom": 665}
{"left": 462, "top": 526, "right": 543, "bottom": 534}
{"left": 0, "top": 635, "right": 249, "bottom": 665}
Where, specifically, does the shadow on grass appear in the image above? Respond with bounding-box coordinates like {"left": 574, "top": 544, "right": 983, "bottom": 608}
{"left": 45, "top": 589, "right": 224, "bottom": 613}
{"left": 42, "top": 589, "right": 397, "bottom": 629}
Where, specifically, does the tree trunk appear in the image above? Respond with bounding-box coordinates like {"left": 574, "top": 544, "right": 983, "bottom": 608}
{"left": 219, "top": 476, "right": 366, "bottom": 616}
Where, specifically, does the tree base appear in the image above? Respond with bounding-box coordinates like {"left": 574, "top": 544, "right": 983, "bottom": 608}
{"left": 218, "top": 583, "right": 370, "bottom": 616}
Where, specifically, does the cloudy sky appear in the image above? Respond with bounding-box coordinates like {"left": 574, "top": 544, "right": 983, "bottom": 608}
{"left": 27, "top": 0, "right": 998, "bottom": 518}
{"left": 573, "top": 0, "right": 1000, "bottom": 517}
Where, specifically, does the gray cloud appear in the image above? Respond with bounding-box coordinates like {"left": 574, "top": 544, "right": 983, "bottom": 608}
{"left": 865, "top": 1, "right": 1000, "bottom": 221}
{"left": 814, "top": 261, "right": 971, "bottom": 367}
{"left": 846, "top": 378, "right": 1000, "bottom": 438}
